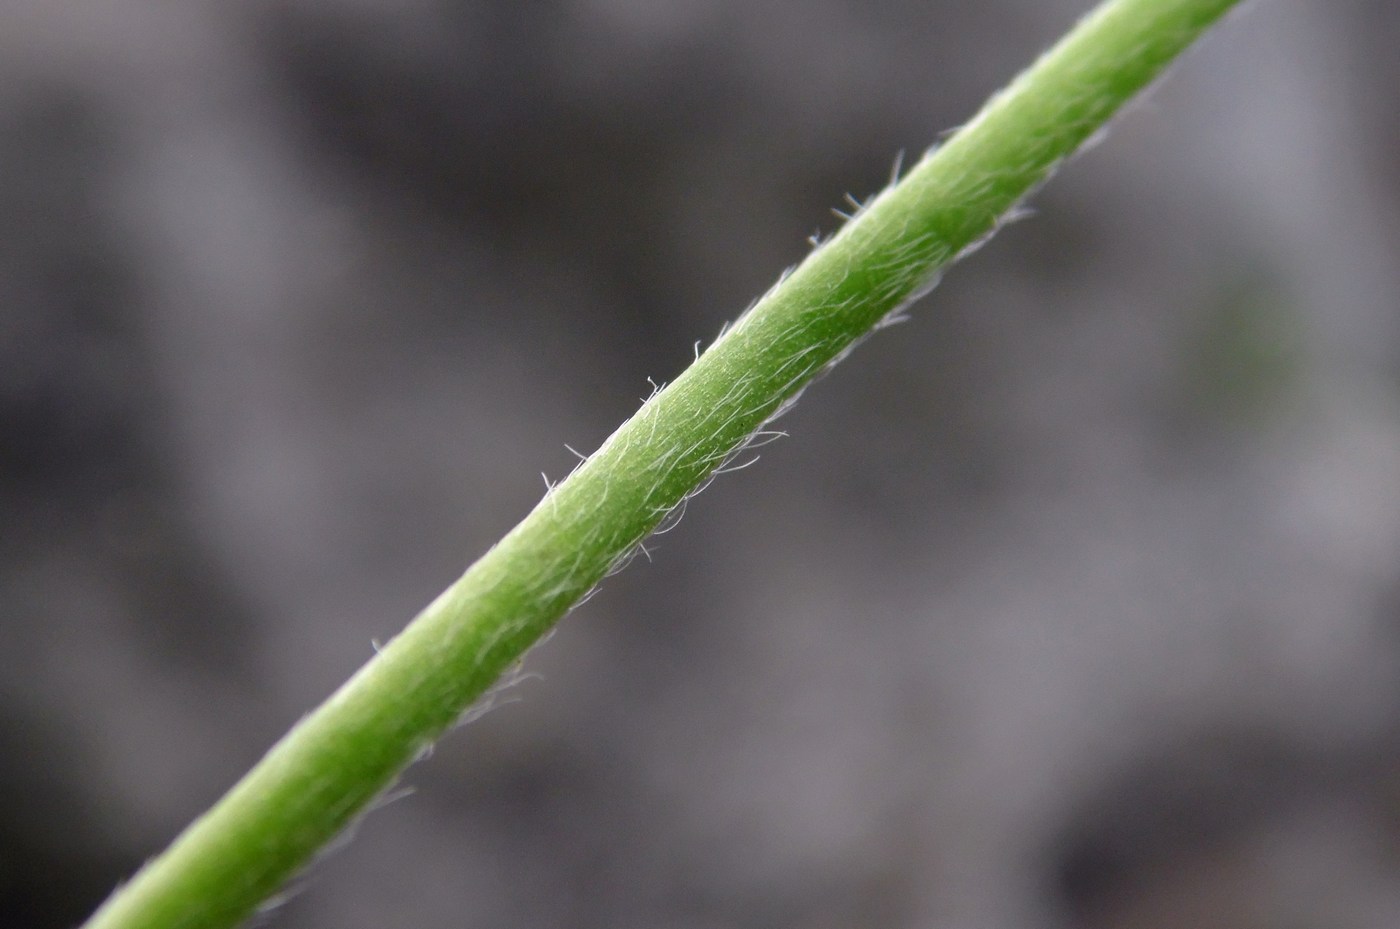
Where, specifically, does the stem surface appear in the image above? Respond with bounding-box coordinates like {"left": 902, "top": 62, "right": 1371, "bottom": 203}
{"left": 85, "top": 1, "right": 1244, "bottom": 926}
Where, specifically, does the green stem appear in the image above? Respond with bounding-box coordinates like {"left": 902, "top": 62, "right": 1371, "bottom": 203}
{"left": 84, "top": 1, "right": 1243, "bottom": 926}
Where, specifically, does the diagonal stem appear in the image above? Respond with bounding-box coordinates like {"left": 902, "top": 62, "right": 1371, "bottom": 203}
{"left": 84, "top": 1, "right": 1245, "bottom": 926}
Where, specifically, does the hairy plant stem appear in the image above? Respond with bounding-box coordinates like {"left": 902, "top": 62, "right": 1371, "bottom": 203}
{"left": 85, "top": 1, "right": 1244, "bottom": 926}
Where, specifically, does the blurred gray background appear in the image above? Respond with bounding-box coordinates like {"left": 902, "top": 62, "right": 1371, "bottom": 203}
{"left": 4, "top": 0, "right": 1400, "bottom": 926}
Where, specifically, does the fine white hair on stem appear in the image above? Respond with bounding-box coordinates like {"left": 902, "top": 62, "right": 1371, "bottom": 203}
{"left": 712, "top": 453, "right": 762, "bottom": 475}
{"left": 888, "top": 148, "right": 907, "bottom": 186}
{"left": 455, "top": 662, "right": 543, "bottom": 729}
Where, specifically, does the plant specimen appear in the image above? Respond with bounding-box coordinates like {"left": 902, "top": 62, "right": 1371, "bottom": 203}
{"left": 83, "top": 1, "right": 1247, "bottom": 926}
